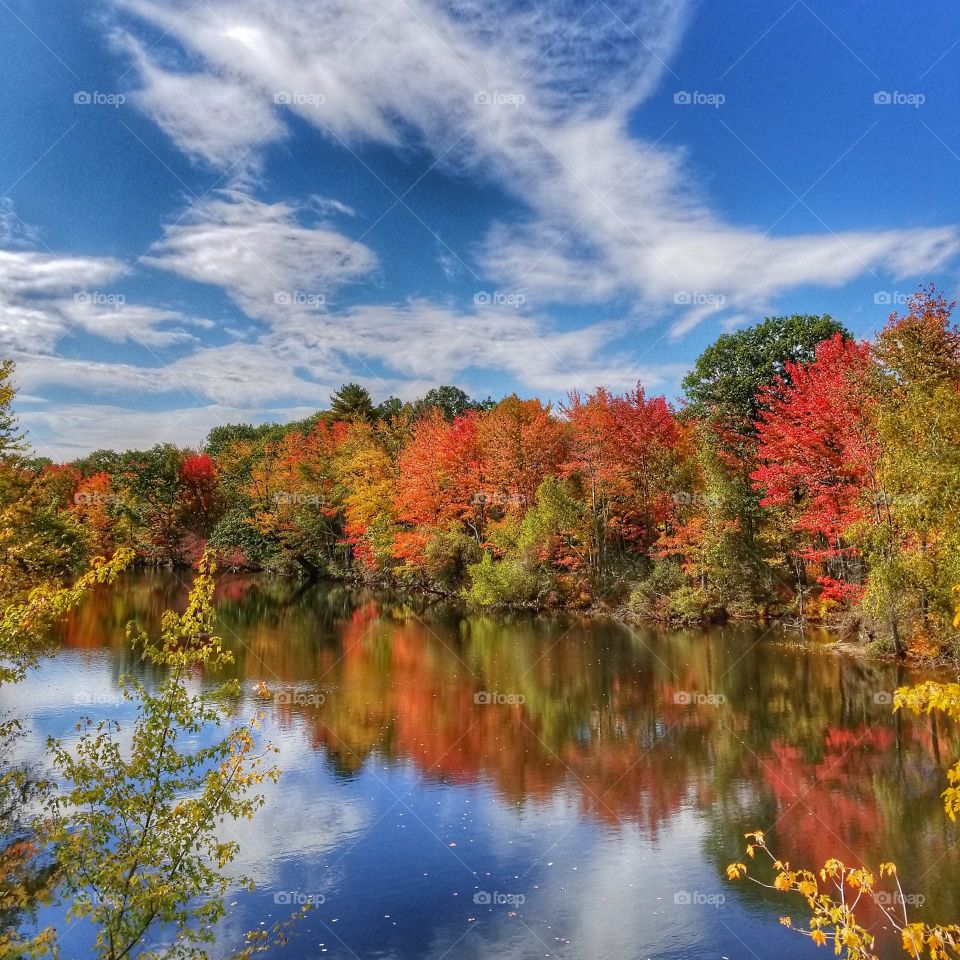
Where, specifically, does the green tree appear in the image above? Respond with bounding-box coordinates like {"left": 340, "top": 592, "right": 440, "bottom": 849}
{"left": 682, "top": 314, "right": 848, "bottom": 431}
{"left": 373, "top": 396, "right": 405, "bottom": 422}
{"left": 681, "top": 315, "right": 848, "bottom": 613}
{"left": 413, "top": 385, "right": 475, "bottom": 422}
{"left": 329, "top": 383, "right": 375, "bottom": 422}
{"left": 0, "top": 361, "right": 26, "bottom": 461}
{"left": 42, "top": 555, "right": 282, "bottom": 960}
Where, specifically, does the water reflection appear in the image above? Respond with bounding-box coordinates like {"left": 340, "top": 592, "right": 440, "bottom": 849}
{"left": 24, "top": 571, "right": 960, "bottom": 958}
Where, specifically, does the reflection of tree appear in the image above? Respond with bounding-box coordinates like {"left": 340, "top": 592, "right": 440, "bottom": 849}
{"left": 59, "top": 573, "right": 960, "bottom": 937}
{"left": 0, "top": 719, "right": 54, "bottom": 949}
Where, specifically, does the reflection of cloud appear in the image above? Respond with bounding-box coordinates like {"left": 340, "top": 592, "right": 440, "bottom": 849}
{"left": 218, "top": 724, "right": 374, "bottom": 889}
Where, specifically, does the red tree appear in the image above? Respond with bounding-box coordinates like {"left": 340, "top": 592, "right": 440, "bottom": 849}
{"left": 751, "top": 333, "right": 881, "bottom": 600}
{"left": 394, "top": 411, "right": 485, "bottom": 563}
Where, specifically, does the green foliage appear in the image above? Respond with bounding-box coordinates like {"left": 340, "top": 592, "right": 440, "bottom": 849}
{"left": 463, "top": 477, "right": 587, "bottom": 607}
{"left": 628, "top": 560, "right": 716, "bottom": 622}
{"left": 682, "top": 314, "right": 848, "bottom": 428}
{"left": 413, "top": 385, "right": 475, "bottom": 422}
{"left": 514, "top": 477, "right": 585, "bottom": 558}
{"left": 0, "top": 361, "right": 26, "bottom": 460}
{"left": 373, "top": 396, "right": 404, "bottom": 422}
{"left": 465, "top": 552, "right": 540, "bottom": 607}
{"left": 208, "top": 509, "right": 277, "bottom": 568}
{"left": 629, "top": 558, "right": 682, "bottom": 616}
{"left": 204, "top": 423, "right": 284, "bottom": 460}
{"left": 42, "top": 555, "right": 281, "bottom": 960}
{"left": 329, "top": 383, "right": 375, "bottom": 422}
{"left": 421, "top": 526, "right": 482, "bottom": 587}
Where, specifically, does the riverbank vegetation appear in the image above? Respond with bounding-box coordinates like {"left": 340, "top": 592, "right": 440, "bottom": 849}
{"left": 3, "top": 287, "right": 960, "bottom": 657}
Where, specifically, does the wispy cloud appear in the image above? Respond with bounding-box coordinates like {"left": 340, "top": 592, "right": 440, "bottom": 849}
{"left": 115, "top": 0, "right": 960, "bottom": 339}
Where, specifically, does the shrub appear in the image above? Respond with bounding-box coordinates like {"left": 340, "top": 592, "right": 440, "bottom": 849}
{"left": 466, "top": 552, "right": 541, "bottom": 607}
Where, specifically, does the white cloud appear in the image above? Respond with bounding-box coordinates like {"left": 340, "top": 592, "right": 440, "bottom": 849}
{"left": 131, "top": 54, "right": 285, "bottom": 171}
{"left": 113, "top": 0, "right": 960, "bottom": 341}
{"left": 60, "top": 298, "right": 211, "bottom": 347}
{"left": 19, "top": 400, "right": 323, "bottom": 460}
{"left": 145, "top": 190, "right": 378, "bottom": 319}
{"left": 0, "top": 248, "right": 120, "bottom": 299}
{"left": 0, "top": 248, "right": 211, "bottom": 354}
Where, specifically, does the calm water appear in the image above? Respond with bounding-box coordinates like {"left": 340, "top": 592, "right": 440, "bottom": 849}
{"left": 6, "top": 571, "right": 960, "bottom": 959}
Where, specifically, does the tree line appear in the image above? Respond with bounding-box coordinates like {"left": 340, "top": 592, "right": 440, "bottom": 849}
{"left": 3, "top": 286, "right": 960, "bottom": 657}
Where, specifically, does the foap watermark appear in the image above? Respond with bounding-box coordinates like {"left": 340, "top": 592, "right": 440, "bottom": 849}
{"left": 873, "top": 290, "right": 910, "bottom": 306}
{"left": 474, "top": 90, "right": 526, "bottom": 108}
{"left": 471, "top": 492, "right": 527, "bottom": 509}
{"left": 473, "top": 891, "right": 525, "bottom": 906}
{"left": 874, "top": 691, "right": 894, "bottom": 706}
{"left": 874, "top": 90, "right": 924, "bottom": 108}
{"left": 74, "top": 290, "right": 125, "bottom": 308}
{"left": 273, "top": 290, "right": 326, "bottom": 308}
{"left": 474, "top": 290, "right": 526, "bottom": 309}
{"left": 73, "top": 491, "right": 122, "bottom": 506}
{"left": 674, "top": 90, "right": 725, "bottom": 108}
{"left": 474, "top": 691, "right": 525, "bottom": 706}
{"left": 674, "top": 691, "right": 726, "bottom": 707}
{"left": 274, "top": 91, "right": 326, "bottom": 108}
{"left": 674, "top": 890, "right": 726, "bottom": 907}
{"left": 74, "top": 691, "right": 124, "bottom": 707}
{"left": 671, "top": 491, "right": 722, "bottom": 507}
{"left": 272, "top": 492, "right": 326, "bottom": 507}
{"left": 275, "top": 689, "right": 327, "bottom": 707}
{"left": 875, "top": 891, "right": 926, "bottom": 907}
{"left": 273, "top": 890, "right": 325, "bottom": 906}
{"left": 674, "top": 291, "right": 726, "bottom": 306}
{"left": 74, "top": 90, "right": 126, "bottom": 107}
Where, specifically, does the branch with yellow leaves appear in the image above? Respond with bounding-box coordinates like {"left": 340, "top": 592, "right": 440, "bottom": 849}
{"left": 728, "top": 832, "right": 960, "bottom": 959}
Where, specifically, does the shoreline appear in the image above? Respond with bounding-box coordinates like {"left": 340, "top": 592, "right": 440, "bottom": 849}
{"left": 212, "top": 562, "right": 960, "bottom": 669}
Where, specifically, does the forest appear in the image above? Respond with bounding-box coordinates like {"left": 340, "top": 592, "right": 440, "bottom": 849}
{"left": 3, "top": 286, "right": 960, "bottom": 659}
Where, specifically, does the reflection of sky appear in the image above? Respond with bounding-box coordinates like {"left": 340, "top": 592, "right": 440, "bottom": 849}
{"left": 10, "top": 652, "right": 826, "bottom": 960}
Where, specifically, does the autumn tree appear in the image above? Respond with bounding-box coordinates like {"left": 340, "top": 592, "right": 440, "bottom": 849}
{"left": 0, "top": 362, "right": 26, "bottom": 461}
{"left": 394, "top": 410, "right": 485, "bottom": 583}
{"left": 477, "top": 395, "right": 567, "bottom": 511}
{"left": 752, "top": 334, "right": 883, "bottom": 619}
{"left": 244, "top": 423, "right": 346, "bottom": 578}
{"left": 560, "top": 386, "right": 687, "bottom": 581}
{"left": 681, "top": 315, "right": 849, "bottom": 612}
{"left": 868, "top": 287, "right": 960, "bottom": 651}
{"left": 333, "top": 420, "right": 402, "bottom": 571}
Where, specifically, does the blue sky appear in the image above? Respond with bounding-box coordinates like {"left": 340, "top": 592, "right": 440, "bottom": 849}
{"left": 1, "top": 0, "right": 959, "bottom": 458}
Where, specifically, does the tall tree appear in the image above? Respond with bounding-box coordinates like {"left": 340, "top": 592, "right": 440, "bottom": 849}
{"left": 414, "top": 385, "right": 475, "bottom": 422}
{"left": 681, "top": 315, "right": 848, "bottom": 610}
{"left": 394, "top": 410, "right": 485, "bottom": 579}
{"left": 752, "top": 334, "right": 882, "bottom": 614}
{"left": 0, "top": 361, "right": 26, "bottom": 460}
{"left": 870, "top": 287, "right": 960, "bottom": 648}
{"left": 330, "top": 383, "right": 375, "bottom": 422}
{"left": 477, "top": 395, "right": 567, "bottom": 511}
{"left": 682, "top": 314, "right": 848, "bottom": 433}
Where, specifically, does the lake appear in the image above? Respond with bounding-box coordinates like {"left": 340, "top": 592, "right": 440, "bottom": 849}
{"left": 7, "top": 570, "right": 960, "bottom": 959}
